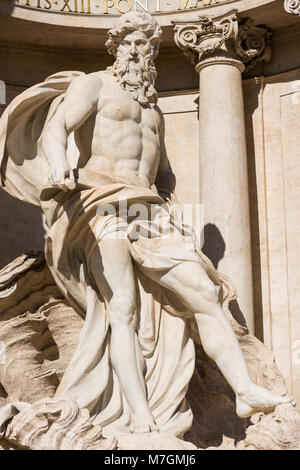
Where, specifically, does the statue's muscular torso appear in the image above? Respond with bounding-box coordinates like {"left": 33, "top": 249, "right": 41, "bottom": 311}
{"left": 75, "top": 71, "right": 162, "bottom": 187}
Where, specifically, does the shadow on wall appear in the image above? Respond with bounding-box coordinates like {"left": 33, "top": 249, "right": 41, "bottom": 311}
{"left": 2, "top": 1, "right": 14, "bottom": 15}
{"left": 243, "top": 81, "right": 264, "bottom": 342}
{"left": 0, "top": 188, "right": 45, "bottom": 270}
{"left": 201, "top": 223, "right": 248, "bottom": 329}
{"left": 201, "top": 223, "right": 225, "bottom": 270}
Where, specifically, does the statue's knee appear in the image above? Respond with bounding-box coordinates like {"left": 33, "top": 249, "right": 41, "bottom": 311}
{"left": 108, "top": 295, "right": 136, "bottom": 327}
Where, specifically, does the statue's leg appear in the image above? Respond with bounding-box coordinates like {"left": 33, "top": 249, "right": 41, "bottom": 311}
{"left": 90, "top": 237, "right": 157, "bottom": 433}
{"left": 144, "top": 260, "right": 293, "bottom": 418}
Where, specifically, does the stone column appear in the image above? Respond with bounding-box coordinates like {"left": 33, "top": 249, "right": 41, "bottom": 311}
{"left": 173, "top": 11, "right": 271, "bottom": 333}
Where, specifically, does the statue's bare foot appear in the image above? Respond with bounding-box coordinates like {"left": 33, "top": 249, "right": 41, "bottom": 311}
{"left": 129, "top": 413, "right": 158, "bottom": 434}
{"left": 236, "top": 383, "right": 295, "bottom": 418}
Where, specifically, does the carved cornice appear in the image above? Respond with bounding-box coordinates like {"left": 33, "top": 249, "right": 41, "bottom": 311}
{"left": 173, "top": 10, "right": 272, "bottom": 72}
{"left": 284, "top": 0, "right": 300, "bottom": 16}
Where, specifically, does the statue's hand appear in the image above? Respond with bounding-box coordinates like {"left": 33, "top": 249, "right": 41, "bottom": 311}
{"left": 49, "top": 162, "right": 76, "bottom": 191}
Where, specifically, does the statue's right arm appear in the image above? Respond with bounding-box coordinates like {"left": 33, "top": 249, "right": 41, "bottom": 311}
{"left": 42, "top": 74, "right": 102, "bottom": 189}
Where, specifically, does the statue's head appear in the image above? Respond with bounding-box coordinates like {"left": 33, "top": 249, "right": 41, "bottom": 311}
{"left": 106, "top": 12, "right": 162, "bottom": 107}
{"left": 106, "top": 12, "right": 162, "bottom": 60}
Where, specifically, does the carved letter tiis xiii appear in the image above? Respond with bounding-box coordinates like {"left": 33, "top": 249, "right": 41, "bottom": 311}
{"left": 173, "top": 9, "right": 272, "bottom": 71}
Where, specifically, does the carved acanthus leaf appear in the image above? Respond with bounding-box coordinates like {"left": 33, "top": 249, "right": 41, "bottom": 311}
{"left": 235, "top": 18, "right": 272, "bottom": 70}
{"left": 173, "top": 10, "right": 239, "bottom": 65}
{"left": 284, "top": 0, "right": 300, "bottom": 16}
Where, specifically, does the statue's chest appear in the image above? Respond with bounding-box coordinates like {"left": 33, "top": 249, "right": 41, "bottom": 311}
{"left": 98, "top": 86, "right": 142, "bottom": 123}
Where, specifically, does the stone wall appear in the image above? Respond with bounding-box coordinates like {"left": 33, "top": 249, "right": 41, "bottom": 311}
{"left": 244, "top": 69, "right": 300, "bottom": 410}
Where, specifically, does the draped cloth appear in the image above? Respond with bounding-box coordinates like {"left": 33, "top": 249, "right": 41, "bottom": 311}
{"left": 0, "top": 72, "right": 234, "bottom": 437}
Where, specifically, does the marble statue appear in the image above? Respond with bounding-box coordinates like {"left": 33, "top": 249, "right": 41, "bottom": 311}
{"left": 0, "top": 12, "right": 294, "bottom": 439}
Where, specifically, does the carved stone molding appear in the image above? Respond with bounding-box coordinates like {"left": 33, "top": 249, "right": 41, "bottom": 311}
{"left": 173, "top": 10, "right": 272, "bottom": 71}
{"left": 284, "top": 0, "right": 300, "bottom": 15}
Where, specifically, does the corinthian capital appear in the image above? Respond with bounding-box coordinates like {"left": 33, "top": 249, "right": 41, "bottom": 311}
{"left": 173, "top": 10, "right": 239, "bottom": 65}
{"left": 284, "top": 0, "right": 300, "bottom": 16}
{"left": 173, "top": 10, "right": 272, "bottom": 71}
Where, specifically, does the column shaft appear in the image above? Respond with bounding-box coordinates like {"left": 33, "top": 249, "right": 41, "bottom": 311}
{"left": 198, "top": 59, "right": 254, "bottom": 331}
{"left": 173, "top": 12, "right": 272, "bottom": 334}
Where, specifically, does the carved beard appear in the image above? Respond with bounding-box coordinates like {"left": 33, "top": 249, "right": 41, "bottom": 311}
{"left": 114, "top": 52, "right": 158, "bottom": 107}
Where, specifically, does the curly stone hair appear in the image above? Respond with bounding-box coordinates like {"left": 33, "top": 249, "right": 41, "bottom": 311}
{"left": 105, "top": 12, "right": 162, "bottom": 59}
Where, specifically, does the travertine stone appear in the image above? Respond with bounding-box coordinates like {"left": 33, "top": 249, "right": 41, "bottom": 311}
{"left": 0, "top": 0, "right": 282, "bottom": 31}
{"left": 0, "top": 253, "right": 83, "bottom": 403}
{"left": 0, "top": 12, "right": 296, "bottom": 449}
{"left": 250, "top": 72, "right": 300, "bottom": 411}
{"left": 0, "top": 253, "right": 299, "bottom": 450}
{"left": 241, "top": 403, "right": 300, "bottom": 450}
{"left": 173, "top": 10, "right": 272, "bottom": 332}
{"left": 196, "top": 58, "right": 254, "bottom": 332}
{"left": 206, "top": 403, "right": 300, "bottom": 450}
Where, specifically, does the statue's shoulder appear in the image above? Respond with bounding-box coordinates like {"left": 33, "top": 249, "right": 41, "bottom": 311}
{"left": 88, "top": 69, "right": 116, "bottom": 84}
{"left": 68, "top": 71, "right": 106, "bottom": 92}
{"left": 75, "top": 70, "right": 117, "bottom": 95}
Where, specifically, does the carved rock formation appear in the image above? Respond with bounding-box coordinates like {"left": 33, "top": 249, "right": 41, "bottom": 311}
{"left": 3, "top": 398, "right": 116, "bottom": 450}
{"left": 0, "top": 253, "right": 299, "bottom": 450}
{"left": 0, "top": 252, "right": 83, "bottom": 404}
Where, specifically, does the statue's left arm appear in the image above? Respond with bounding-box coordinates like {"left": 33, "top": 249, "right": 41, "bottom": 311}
{"left": 155, "top": 108, "right": 176, "bottom": 202}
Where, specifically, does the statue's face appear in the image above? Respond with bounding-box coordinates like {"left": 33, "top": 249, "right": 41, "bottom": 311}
{"left": 114, "top": 28, "right": 157, "bottom": 106}
{"left": 118, "top": 30, "right": 152, "bottom": 62}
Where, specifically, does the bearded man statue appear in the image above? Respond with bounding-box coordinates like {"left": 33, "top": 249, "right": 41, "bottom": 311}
{"left": 0, "top": 12, "right": 292, "bottom": 439}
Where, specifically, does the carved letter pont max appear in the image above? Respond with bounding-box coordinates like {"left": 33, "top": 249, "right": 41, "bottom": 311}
{"left": 172, "top": 9, "right": 272, "bottom": 71}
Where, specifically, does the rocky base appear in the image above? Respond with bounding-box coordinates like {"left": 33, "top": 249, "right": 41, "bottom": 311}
{"left": 1, "top": 398, "right": 298, "bottom": 451}
{"left": 0, "top": 253, "right": 299, "bottom": 450}
{"left": 0, "top": 398, "right": 196, "bottom": 451}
